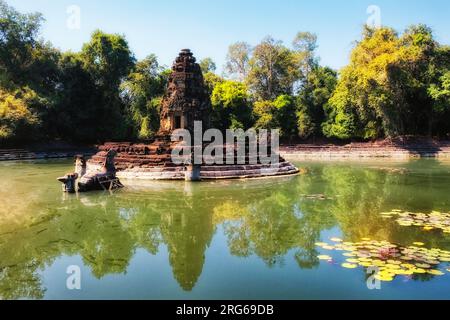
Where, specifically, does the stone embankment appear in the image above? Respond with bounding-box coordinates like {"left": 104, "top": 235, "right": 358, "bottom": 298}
{"left": 280, "top": 140, "right": 450, "bottom": 160}
{"left": 0, "top": 148, "right": 95, "bottom": 161}
{"left": 3, "top": 139, "right": 450, "bottom": 162}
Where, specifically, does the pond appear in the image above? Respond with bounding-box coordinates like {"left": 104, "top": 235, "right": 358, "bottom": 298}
{"left": 1, "top": 159, "right": 450, "bottom": 300}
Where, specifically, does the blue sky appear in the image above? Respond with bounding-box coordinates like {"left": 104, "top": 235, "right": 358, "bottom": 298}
{"left": 6, "top": 0, "right": 450, "bottom": 73}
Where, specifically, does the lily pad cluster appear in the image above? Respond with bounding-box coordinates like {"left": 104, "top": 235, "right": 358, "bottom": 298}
{"left": 380, "top": 210, "right": 450, "bottom": 233}
{"left": 316, "top": 238, "right": 450, "bottom": 282}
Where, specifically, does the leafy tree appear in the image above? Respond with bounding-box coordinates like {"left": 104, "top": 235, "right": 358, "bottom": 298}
{"left": 322, "top": 104, "right": 358, "bottom": 140}
{"left": 399, "top": 26, "right": 450, "bottom": 137}
{"left": 254, "top": 95, "right": 298, "bottom": 139}
{"left": 292, "top": 31, "right": 318, "bottom": 86}
{"left": 253, "top": 100, "right": 277, "bottom": 130}
{"left": 2, "top": 0, "right": 450, "bottom": 145}
{"left": 121, "top": 55, "right": 167, "bottom": 139}
{"left": 429, "top": 72, "right": 450, "bottom": 109}
{"left": 429, "top": 71, "right": 450, "bottom": 136}
{"left": 225, "top": 42, "right": 252, "bottom": 81}
{"left": 0, "top": 0, "right": 44, "bottom": 85}
{"left": 0, "top": 87, "right": 39, "bottom": 142}
{"left": 296, "top": 66, "right": 337, "bottom": 139}
{"left": 50, "top": 52, "right": 100, "bottom": 142}
{"left": 293, "top": 32, "right": 318, "bottom": 53}
{"left": 275, "top": 95, "right": 298, "bottom": 139}
{"left": 199, "top": 57, "right": 216, "bottom": 74}
{"left": 325, "top": 26, "right": 399, "bottom": 139}
{"left": 81, "top": 30, "right": 135, "bottom": 89}
{"left": 324, "top": 25, "right": 450, "bottom": 140}
{"left": 203, "top": 72, "right": 224, "bottom": 95}
{"left": 247, "top": 37, "right": 299, "bottom": 101}
{"left": 79, "top": 30, "right": 136, "bottom": 140}
{"left": 0, "top": 1, "right": 60, "bottom": 143}
{"left": 211, "top": 80, "right": 252, "bottom": 130}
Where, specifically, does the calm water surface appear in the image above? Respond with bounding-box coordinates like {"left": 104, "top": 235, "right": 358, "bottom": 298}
{"left": 1, "top": 159, "right": 450, "bottom": 300}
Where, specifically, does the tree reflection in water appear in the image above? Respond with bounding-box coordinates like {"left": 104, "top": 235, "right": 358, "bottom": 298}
{"left": 1, "top": 160, "right": 450, "bottom": 299}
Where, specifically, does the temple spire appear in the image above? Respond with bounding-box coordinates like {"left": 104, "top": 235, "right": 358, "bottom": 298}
{"left": 158, "top": 49, "right": 211, "bottom": 135}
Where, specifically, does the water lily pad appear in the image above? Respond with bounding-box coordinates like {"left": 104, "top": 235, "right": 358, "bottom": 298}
{"left": 372, "top": 260, "right": 386, "bottom": 266}
{"left": 415, "top": 263, "right": 431, "bottom": 269}
{"left": 358, "top": 257, "right": 372, "bottom": 262}
{"left": 346, "top": 258, "right": 359, "bottom": 264}
{"left": 401, "top": 256, "right": 413, "bottom": 261}
{"left": 374, "top": 274, "right": 394, "bottom": 282}
{"left": 359, "top": 262, "right": 374, "bottom": 267}
{"left": 427, "top": 269, "right": 444, "bottom": 276}
{"left": 380, "top": 209, "right": 450, "bottom": 234}
{"left": 387, "top": 260, "right": 402, "bottom": 265}
{"left": 343, "top": 252, "right": 357, "bottom": 257}
{"left": 412, "top": 268, "right": 426, "bottom": 274}
{"left": 396, "top": 269, "right": 414, "bottom": 275}
{"left": 317, "top": 255, "right": 332, "bottom": 261}
{"left": 322, "top": 237, "right": 450, "bottom": 283}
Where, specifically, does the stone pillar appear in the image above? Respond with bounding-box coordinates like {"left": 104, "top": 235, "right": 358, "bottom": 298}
{"left": 181, "top": 114, "right": 186, "bottom": 129}
{"left": 185, "top": 164, "right": 201, "bottom": 181}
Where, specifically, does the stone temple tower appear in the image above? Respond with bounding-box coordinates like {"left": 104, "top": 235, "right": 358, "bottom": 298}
{"left": 87, "top": 50, "right": 299, "bottom": 181}
{"left": 158, "top": 49, "right": 211, "bottom": 135}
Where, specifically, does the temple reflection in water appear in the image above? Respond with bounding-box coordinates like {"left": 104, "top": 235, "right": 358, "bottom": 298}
{"left": 1, "top": 160, "right": 450, "bottom": 299}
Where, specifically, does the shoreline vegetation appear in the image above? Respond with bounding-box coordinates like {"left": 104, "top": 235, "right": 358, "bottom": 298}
{"left": 1, "top": 1, "right": 449, "bottom": 149}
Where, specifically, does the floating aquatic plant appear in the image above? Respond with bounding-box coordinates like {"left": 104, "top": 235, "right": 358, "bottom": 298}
{"left": 379, "top": 210, "right": 450, "bottom": 233}
{"left": 316, "top": 238, "right": 450, "bottom": 282}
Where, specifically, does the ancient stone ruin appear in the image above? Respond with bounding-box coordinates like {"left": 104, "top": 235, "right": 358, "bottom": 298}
{"left": 58, "top": 153, "right": 123, "bottom": 193}
{"left": 159, "top": 49, "right": 211, "bottom": 135}
{"left": 84, "top": 49, "right": 299, "bottom": 182}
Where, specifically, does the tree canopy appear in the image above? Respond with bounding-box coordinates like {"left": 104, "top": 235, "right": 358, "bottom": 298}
{"left": 324, "top": 25, "right": 450, "bottom": 140}
{"left": 0, "top": 0, "right": 449, "bottom": 145}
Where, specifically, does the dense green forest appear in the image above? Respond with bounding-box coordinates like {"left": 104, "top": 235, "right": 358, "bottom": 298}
{"left": 0, "top": 1, "right": 449, "bottom": 146}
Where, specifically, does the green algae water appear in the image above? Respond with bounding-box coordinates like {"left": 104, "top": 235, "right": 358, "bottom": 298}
{"left": 1, "top": 159, "right": 450, "bottom": 300}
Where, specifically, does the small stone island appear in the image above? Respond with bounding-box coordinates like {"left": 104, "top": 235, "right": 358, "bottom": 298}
{"left": 84, "top": 49, "right": 299, "bottom": 183}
